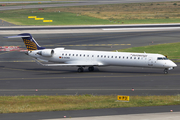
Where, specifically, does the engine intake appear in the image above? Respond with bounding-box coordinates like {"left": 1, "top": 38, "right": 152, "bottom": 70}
{"left": 37, "top": 49, "right": 54, "bottom": 57}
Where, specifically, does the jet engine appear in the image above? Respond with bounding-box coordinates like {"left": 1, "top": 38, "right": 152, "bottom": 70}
{"left": 37, "top": 49, "right": 54, "bottom": 57}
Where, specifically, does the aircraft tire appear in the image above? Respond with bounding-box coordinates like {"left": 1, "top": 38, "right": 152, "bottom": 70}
{"left": 164, "top": 69, "right": 168, "bottom": 74}
{"left": 88, "top": 66, "right": 94, "bottom": 72}
{"left": 78, "top": 67, "right": 84, "bottom": 72}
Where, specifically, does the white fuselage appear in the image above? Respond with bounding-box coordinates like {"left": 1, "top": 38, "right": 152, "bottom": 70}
{"left": 27, "top": 48, "right": 177, "bottom": 69}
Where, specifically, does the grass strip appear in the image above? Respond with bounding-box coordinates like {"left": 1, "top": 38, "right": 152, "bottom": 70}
{"left": 118, "top": 42, "right": 180, "bottom": 60}
{"left": 1, "top": 1, "right": 180, "bottom": 25}
{"left": 0, "top": 10, "right": 112, "bottom": 25}
{"left": 0, "top": 95, "right": 180, "bottom": 113}
{"left": 55, "top": 1, "right": 180, "bottom": 23}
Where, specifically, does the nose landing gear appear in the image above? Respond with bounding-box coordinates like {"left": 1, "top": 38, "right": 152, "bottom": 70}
{"left": 164, "top": 68, "right": 168, "bottom": 74}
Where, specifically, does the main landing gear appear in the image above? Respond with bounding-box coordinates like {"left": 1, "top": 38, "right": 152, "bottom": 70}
{"left": 164, "top": 68, "right": 168, "bottom": 74}
{"left": 77, "top": 66, "right": 94, "bottom": 72}
{"left": 77, "top": 67, "right": 84, "bottom": 72}
{"left": 88, "top": 66, "right": 94, "bottom": 72}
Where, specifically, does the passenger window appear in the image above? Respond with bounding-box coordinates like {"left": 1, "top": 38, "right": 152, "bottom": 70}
{"left": 69, "top": 54, "right": 71, "bottom": 56}
{"left": 127, "top": 57, "right": 128, "bottom": 59}
{"left": 119, "top": 56, "right": 121, "bottom": 59}
{"left": 62, "top": 54, "right": 64, "bottom": 56}
{"left": 87, "top": 55, "right": 89, "bottom": 57}
{"left": 108, "top": 56, "right": 109, "bottom": 58}
{"left": 92, "top": 55, "right": 94, "bottom": 57}
{"left": 104, "top": 56, "right": 106, "bottom": 58}
{"left": 130, "top": 57, "right": 132, "bottom": 59}
{"left": 97, "top": 55, "right": 99, "bottom": 57}
{"left": 65, "top": 54, "right": 67, "bottom": 56}
{"left": 138, "top": 57, "right": 140, "bottom": 59}
{"left": 115, "top": 56, "right": 117, "bottom": 58}
{"left": 123, "top": 57, "right": 124, "bottom": 59}
{"left": 80, "top": 54, "right": 81, "bottom": 57}
{"left": 101, "top": 55, "right": 103, "bottom": 58}
{"left": 73, "top": 54, "right": 74, "bottom": 56}
{"left": 76, "top": 54, "right": 78, "bottom": 56}
{"left": 84, "top": 55, "right": 85, "bottom": 57}
{"left": 134, "top": 57, "right": 136, "bottom": 59}
{"left": 111, "top": 56, "right": 113, "bottom": 58}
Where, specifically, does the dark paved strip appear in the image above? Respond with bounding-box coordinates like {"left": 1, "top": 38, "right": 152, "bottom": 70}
{"left": 1, "top": 105, "right": 180, "bottom": 120}
{"left": 0, "top": 0, "right": 180, "bottom": 11}
{"left": 1, "top": 24, "right": 180, "bottom": 30}
{"left": 0, "top": 19, "right": 17, "bottom": 26}
{"left": 0, "top": 31, "right": 180, "bottom": 96}
{"left": 0, "top": 62, "right": 180, "bottom": 96}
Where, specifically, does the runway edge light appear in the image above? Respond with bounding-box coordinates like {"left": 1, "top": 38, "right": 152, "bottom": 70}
{"left": 117, "top": 95, "right": 129, "bottom": 102}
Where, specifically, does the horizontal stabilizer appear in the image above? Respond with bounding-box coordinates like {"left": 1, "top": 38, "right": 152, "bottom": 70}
{"left": 4, "top": 35, "right": 30, "bottom": 38}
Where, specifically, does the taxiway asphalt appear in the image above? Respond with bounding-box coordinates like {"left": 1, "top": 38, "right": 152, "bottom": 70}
{"left": 1, "top": 105, "right": 180, "bottom": 120}
{"left": 0, "top": 31, "right": 180, "bottom": 96}
{"left": 0, "top": 0, "right": 180, "bottom": 11}
{"left": 1, "top": 29, "right": 180, "bottom": 120}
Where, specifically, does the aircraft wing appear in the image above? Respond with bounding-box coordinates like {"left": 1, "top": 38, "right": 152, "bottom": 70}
{"left": 34, "top": 59, "right": 103, "bottom": 67}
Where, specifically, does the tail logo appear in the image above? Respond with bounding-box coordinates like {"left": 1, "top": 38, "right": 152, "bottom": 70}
{"left": 23, "top": 39, "right": 37, "bottom": 51}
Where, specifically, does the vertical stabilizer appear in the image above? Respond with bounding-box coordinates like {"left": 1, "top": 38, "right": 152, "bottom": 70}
{"left": 4, "top": 33, "right": 45, "bottom": 51}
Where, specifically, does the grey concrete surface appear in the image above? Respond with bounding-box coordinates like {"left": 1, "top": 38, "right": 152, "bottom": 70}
{"left": 0, "top": 0, "right": 180, "bottom": 11}
{"left": 0, "top": 19, "right": 17, "bottom": 26}
{"left": 42, "top": 112, "right": 180, "bottom": 120}
{"left": 0, "top": 31, "right": 180, "bottom": 96}
{"left": 1, "top": 105, "right": 180, "bottom": 120}
{"left": 1, "top": 31, "right": 180, "bottom": 120}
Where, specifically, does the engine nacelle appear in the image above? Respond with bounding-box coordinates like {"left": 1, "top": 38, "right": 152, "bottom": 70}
{"left": 37, "top": 49, "right": 54, "bottom": 57}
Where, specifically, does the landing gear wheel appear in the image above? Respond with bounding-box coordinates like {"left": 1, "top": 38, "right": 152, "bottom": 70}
{"left": 88, "top": 66, "right": 94, "bottom": 72}
{"left": 77, "top": 67, "right": 84, "bottom": 72}
{"left": 164, "top": 68, "right": 168, "bottom": 74}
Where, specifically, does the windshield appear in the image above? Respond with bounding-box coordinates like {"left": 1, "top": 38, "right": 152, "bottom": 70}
{"left": 157, "top": 57, "right": 168, "bottom": 60}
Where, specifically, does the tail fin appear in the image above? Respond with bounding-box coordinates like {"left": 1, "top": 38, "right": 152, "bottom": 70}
{"left": 5, "top": 33, "right": 45, "bottom": 51}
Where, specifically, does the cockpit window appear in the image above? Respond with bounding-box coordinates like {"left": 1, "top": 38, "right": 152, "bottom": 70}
{"left": 157, "top": 57, "right": 168, "bottom": 60}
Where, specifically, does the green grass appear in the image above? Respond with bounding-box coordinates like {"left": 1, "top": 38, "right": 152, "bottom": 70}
{"left": 113, "top": 18, "right": 180, "bottom": 24}
{"left": 1, "top": 1, "right": 180, "bottom": 25}
{"left": 118, "top": 42, "right": 180, "bottom": 59}
{"left": 0, "top": 95, "right": 180, "bottom": 113}
{"left": 0, "top": 9, "right": 113, "bottom": 25}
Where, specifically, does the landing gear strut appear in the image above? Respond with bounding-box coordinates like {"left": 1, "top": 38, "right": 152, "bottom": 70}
{"left": 77, "top": 67, "right": 84, "bottom": 72}
{"left": 88, "top": 66, "right": 94, "bottom": 72}
{"left": 164, "top": 68, "right": 168, "bottom": 74}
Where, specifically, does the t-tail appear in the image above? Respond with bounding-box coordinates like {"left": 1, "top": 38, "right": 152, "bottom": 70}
{"left": 4, "top": 33, "right": 45, "bottom": 51}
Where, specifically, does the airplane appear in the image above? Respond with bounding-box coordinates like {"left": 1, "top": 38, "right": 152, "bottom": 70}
{"left": 4, "top": 33, "right": 177, "bottom": 74}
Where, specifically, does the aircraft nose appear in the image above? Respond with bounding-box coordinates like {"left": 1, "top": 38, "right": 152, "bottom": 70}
{"left": 173, "top": 62, "right": 177, "bottom": 67}
{"left": 170, "top": 61, "right": 177, "bottom": 67}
